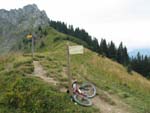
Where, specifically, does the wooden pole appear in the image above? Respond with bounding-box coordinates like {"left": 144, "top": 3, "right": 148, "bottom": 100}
{"left": 32, "top": 36, "right": 34, "bottom": 58}
{"left": 66, "top": 42, "right": 73, "bottom": 96}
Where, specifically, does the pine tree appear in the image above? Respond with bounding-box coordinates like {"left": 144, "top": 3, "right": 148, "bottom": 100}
{"left": 68, "top": 25, "right": 74, "bottom": 36}
{"left": 108, "top": 41, "right": 117, "bottom": 60}
{"left": 99, "top": 39, "right": 108, "bottom": 56}
{"left": 92, "top": 38, "right": 99, "bottom": 52}
{"left": 123, "top": 47, "right": 129, "bottom": 65}
{"left": 117, "top": 42, "right": 124, "bottom": 64}
{"left": 116, "top": 43, "right": 129, "bottom": 65}
{"left": 130, "top": 52, "right": 150, "bottom": 78}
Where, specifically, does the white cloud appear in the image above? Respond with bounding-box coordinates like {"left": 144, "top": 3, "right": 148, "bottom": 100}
{"left": 128, "top": 0, "right": 150, "bottom": 18}
{"left": 0, "top": 0, "right": 150, "bottom": 50}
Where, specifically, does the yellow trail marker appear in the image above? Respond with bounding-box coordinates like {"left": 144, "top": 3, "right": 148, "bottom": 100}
{"left": 27, "top": 34, "right": 32, "bottom": 39}
{"left": 26, "top": 34, "right": 34, "bottom": 58}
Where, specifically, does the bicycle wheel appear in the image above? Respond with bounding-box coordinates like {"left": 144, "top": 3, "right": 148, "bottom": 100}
{"left": 79, "top": 82, "right": 96, "bottom": 98}
{"left": 73, "top": 95, "right": 92, "bottom": 106}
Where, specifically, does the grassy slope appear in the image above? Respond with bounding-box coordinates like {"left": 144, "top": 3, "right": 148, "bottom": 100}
{"left": 0, "top": 54, "right": 98, "bottom": 113}
{"left": 0, "top": 27, "right": 150, "bottom": 113}
{"left": 35, "top": 27, "right": 150, "bottom": 113}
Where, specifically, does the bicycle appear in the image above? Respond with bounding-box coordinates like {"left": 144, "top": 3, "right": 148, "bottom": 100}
{"left": 72, "top": 82, "right": 96, "bottom": 106}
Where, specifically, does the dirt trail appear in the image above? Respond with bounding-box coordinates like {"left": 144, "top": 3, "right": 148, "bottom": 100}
{"left": 33, "top": 61, "right": 57, "bottom": 85}
{"left": 92, "top": 96, "right": 131, "bottom": 113}
{"left": 80, "top": 81, "right": 133, "bottom": 113}
{"left": 33, "top": 61, "right": 132, "bottom": 113}
{"left": 91, "top": 88, "right": 132, "bottom": 113}
{"left": 79, "top": 64, "right": 132, "bottom": 113}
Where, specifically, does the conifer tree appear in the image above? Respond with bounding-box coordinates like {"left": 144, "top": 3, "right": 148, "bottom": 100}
{"left": 117, "top": 42, "right": 124, "bottom": 64}
{"left": 92, "top": 38, "right": 99, "bottom": 52}
{"left": 108, "top": 41, "right": 117, "bottom": 60}
{"left": 99, "top": 39, "right": 108, "bottom": 56}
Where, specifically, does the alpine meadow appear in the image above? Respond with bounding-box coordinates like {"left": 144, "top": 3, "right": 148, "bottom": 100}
{"left": 0, "top": 4, "right": 150, "bottom": 113}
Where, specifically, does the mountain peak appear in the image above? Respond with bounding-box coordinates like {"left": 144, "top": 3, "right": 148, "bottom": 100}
{"left": 0, "top": 4, "right": 50, "bottom": 53}
{"left": 0, "top": 4, "right": 49, "bottom": 26}
{"left": 23, "top": 4, "right": 39, "bottom": 12}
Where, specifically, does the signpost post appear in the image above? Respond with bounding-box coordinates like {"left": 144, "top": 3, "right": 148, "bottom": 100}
{"left": 27, "top": 34, "right": 34, "bottom": 58}
{"left": 32, "top": 35, "right": 34, "bottom": 58}
{"left": 66, "top": 43, "right": 72, "bottom": 96}
{"left": 66, "top": 43, "right": 84, "bottom": 96}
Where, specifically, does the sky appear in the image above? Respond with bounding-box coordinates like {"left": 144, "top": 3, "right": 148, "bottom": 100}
{"left": 0, "top": 0, "right": 150, "bottom": 51}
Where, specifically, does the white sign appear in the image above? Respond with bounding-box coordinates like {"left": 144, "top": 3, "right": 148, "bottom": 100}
{"left": 69, "top": 45, "right": 84, "bottom": 55}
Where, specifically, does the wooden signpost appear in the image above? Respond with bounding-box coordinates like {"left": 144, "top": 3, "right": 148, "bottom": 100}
{"left": 27, "top": 34, "right": 34, "bottom": 58}
{"left": 66, "top": 43, "right": 84, "bottom": 96}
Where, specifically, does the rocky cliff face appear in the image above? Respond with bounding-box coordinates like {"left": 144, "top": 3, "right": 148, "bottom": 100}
{"left": 0, "top": 4, "right": 49, "bottom": 54}
{"left": 0, "top": 4, "right": 49, "bottom": 29}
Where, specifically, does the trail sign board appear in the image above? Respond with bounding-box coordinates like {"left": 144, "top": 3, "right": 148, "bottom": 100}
{"left": 27, "top": 34, "right": 32, "bottom": 39}
{"left": 69, "top": 45, "right": 84, "bottom": 55}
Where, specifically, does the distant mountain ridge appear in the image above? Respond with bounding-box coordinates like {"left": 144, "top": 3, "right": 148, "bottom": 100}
{"left": 129, "top": 48, "right": 150, "bottom": 57}
{"left": 0, "top": 4, "right": 49, "bottom": 54}
{"left": 0, "top": 4, "right": 49, "bottom": 28}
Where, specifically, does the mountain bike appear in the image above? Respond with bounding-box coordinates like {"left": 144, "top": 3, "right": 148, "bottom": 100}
{"left": 72, "top": 82, "right": 96, "bottom": 106}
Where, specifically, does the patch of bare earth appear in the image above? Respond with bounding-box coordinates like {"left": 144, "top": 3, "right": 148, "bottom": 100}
{"left": 33, "top": 61, "right": 58, "bottom": 85}
{"left": 92, "top": 96, "right": 131, "bottom": 113}
{"left": 92, "top": 88, "right": 133, "bottom": 113}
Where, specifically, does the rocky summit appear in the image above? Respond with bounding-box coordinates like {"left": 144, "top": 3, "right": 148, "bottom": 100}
{"left": 0, "top": 4, "right": 49, "bottom": 54}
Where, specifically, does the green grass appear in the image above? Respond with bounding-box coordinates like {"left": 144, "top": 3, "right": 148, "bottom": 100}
{"left": 0, "top": 77, "right": 97, "bottom": 113}
{"left": 35, "top": 38, "right": 150, "bottom": 113}
{"left": 0, "top": 54, "right": 98, "bottom": 113}
{"left": 27, "top": 27, "right": 150, "bottom": 113}
{"left": 69, "top": 50, "right": 150, "bottom": 113}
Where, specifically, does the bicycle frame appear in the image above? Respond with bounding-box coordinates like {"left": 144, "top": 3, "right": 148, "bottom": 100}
{"left": 73, "top": 88, "right": 87, "bottom": 99}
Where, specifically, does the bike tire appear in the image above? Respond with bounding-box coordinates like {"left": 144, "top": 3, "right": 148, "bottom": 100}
{"left": 80, "top": 82, "right": 96, "bottom": 98}
{"left": 73, "top": 95, "right": 92, "bottom": 107}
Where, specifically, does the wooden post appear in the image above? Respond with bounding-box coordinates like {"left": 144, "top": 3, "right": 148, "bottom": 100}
{"left": 66, "top": 43, "right": 73, "bottom": 96}
{"left": 32, "top": 36, "right": 34, "bottom": 58}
